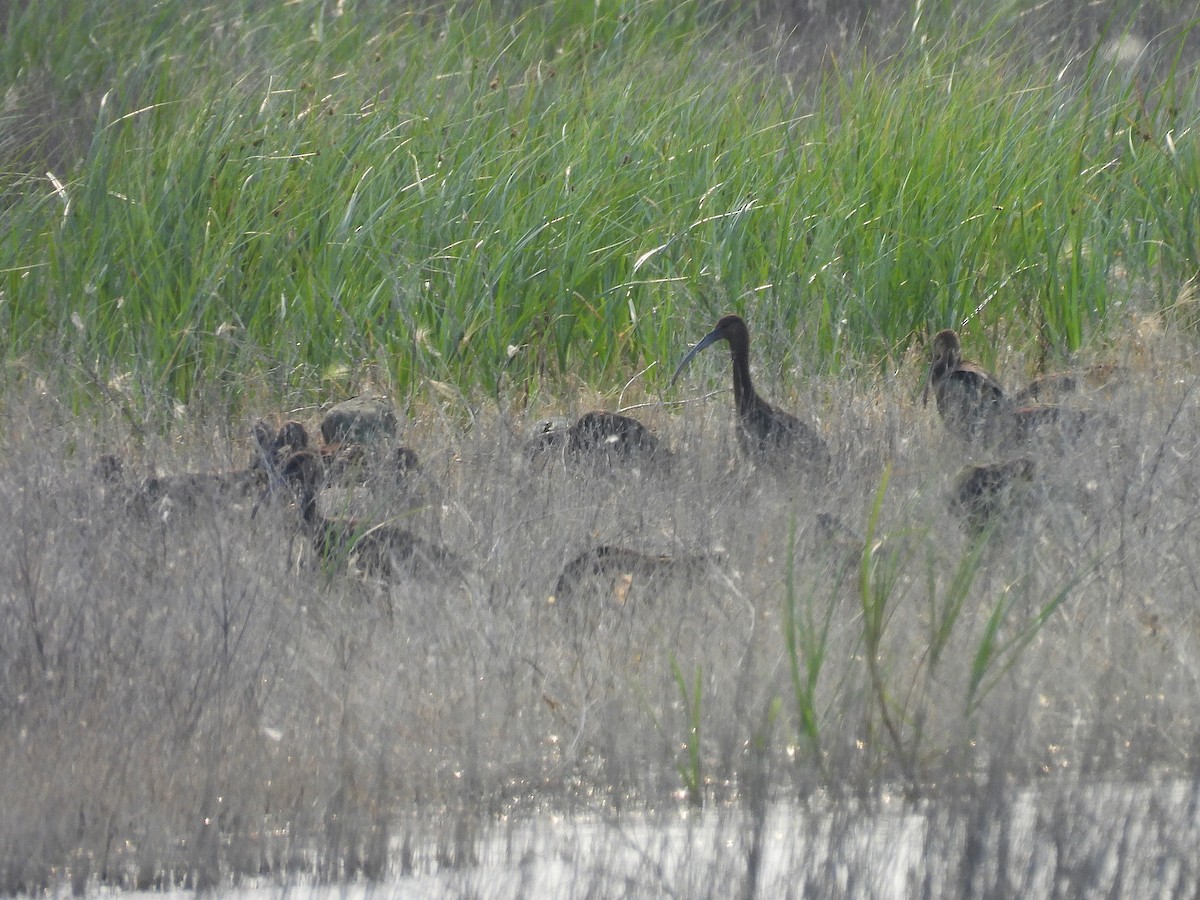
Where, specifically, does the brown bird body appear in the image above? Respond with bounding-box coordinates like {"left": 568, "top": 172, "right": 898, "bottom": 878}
{"left": 925, "top": 329, "right": 1008, "bottom": 443}
{"left": 672, "top": 314, "right": 830, "bottom": 474}
{"left": 926, "top": 330, "right": 1100, "bottom": 449}
{"left": 568, "top": 411, "right": 660, "bottom": 457}
{"left": 141, "top": 468, "right": 265, "bottom": 509}
{"left": 135, "top": 421, "right": 282, "bottom": 515}
{"left": 249, "top": 420, "right": 278, "bottom": 471}
{"left": 265, "top": 420, "right": 418, "bottom": 486}
{"left": 1003, "top": 403, "right": 1093, "bottom": 445}
{"left": 949, "top": 457, "right": 1037, "bottom": 536}
{"left": 91, "top": 453, "right": 127, "bottom": 486}
{"left": 279, "top": 449, "right": 450, "bottom": 578}
{"left": 1011, "top": 363, "right": 1122, "bottom": 405}
{"left": 550, "top": 545, "right": 722, "bottom": 629}
{"left": 524, "top": 411, "right": 669, "bottom": 469}
{"left": 93, "top": 424, "right": 276, "bottom": 521}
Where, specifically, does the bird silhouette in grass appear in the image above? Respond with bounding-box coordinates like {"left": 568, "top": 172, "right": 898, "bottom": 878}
{"left": 277, "top": 448, "right": 454, "bottom": 579}
{"left": 672, "top": 314, "right": 830, "bottom": 475}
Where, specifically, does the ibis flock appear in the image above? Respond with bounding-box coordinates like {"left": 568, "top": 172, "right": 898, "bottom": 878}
{"left": 94, "top": 315, "right": 1112, "bottom": 603}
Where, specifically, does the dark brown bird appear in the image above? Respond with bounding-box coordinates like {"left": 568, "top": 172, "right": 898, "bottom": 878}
{"left": 949, "top": 457, "right": 1037, "bottom": 536}
{"left": 273, "top": 420, "right": 348, "bottom": 470}
{"left": 91, "top": 453, "right": 126, "bottom": 486}
{"left": 1011, "top": 373, "right": 1079, "bottom": 405}
{"left": 245, "top": 419, "right": 313, "bottom": 479}
{"left": 141, "top": 468, "right": 265, "bottom": 508}
{"left": 569, "top": 411, "right": 661, "bottom": 457}
{"left": 390, "top": 445, "right": 420, "bottom": 475}
{"left": 672, "top": 314, "right": 830, "bottom": 473}
{"left": 85, "top": 452, "right": 144, "bottom": 515}
{"left": 90, "top": 424, "right": 274, "bottom": 520}
{"left": 136, "top": 421, "right": 282, "bottom": 516}
{"left": 550, "top": 545, "right": 721, "bottom": 626}
{"left": 924, "top": 329, "right": 1008, "bottom": 443}
{"left": 525, "top": 411, "right": 667, "bottom": 466}
{"left": 278, "top": 448, "right": 451, "bottom": 578}
{"left": 267, "top": 420, "right": 418, "bottom": 485}
{"left": 1011, "top": 363, "right": 1123, "bottom": 405}
{"left": 925, "top": 331, "right": 1100, "bottom": 450}
{"left": 249, "top": 419, "right": 278, "bottom": 471}
{"left": 1003, "top": 403, "right": 1094, "bottom": 446}
{"left": 274, "top": 419, "right": 312, "bottom": 457}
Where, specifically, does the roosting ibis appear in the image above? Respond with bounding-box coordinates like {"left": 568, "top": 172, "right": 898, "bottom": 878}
{"left": 263, "top": 420, "right": 419, "bottom": 486}
{"left": 1002, "top": 403, "right": 1096, "bottom": 447}
{"left": 525, "top": 410, "right": 668, "bottom": 467}
{"left": 134, "top": 421, "right": 283, "bottom": 515}
{"left": 949, "top": 457, "right": 1037, "bottom": 536}
{"left": 140, "top": 467, "right": 265, "bottom": 510}
{"left": 278, "top": 448, "right": 452, "bottom": 579}
{"left": 91, "top": 453, "right": 127, "bottom": 486}
{"left": 90, "top": 423, "right": 276, "bottom": 521}
{"left": 249, "top": 419, "right": 278, "bottom": 471}
{"left": 1011, "top": 363, "right": 1122, "bottom": 405}
{"left": 926, "top": 330, "right": 1100, "bottom": 450}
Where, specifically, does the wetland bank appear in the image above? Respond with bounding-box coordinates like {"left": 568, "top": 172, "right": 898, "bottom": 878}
{"left": 2, "top": 0, "right": 1200, "bottom": 894}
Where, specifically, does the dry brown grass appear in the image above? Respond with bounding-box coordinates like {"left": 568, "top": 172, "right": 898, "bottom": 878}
{"left": 2, "top": 321, "right": 1200, "bottom": 890}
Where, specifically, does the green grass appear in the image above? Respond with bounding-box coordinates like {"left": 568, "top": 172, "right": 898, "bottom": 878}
{"left": 1, "top": 1, "right": 1197, "bottom": 412}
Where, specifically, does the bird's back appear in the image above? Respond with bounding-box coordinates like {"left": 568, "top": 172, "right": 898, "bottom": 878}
{"left": 934, "top": 365, "right": 1007, "bottom": 442}
{"left": 738, "top": 398, "right": 831, "bottom": 475}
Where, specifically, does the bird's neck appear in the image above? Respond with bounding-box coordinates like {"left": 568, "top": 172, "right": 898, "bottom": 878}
{"left": 298, "top": 489, "right": 321, "bottom": 530}
{"left": 931, "top": 356, "right": 952, "bottom": 385}
{"left": 731, "top": 350, "right": 757, "bottom": 416}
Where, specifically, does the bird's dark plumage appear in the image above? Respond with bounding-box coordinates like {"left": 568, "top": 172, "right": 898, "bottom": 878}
{"left": 672, "top": 314, "right": 830, "bottom": 474}
{"left": 949, "top": 457, "right": 1037, "bottom": 536}
{"left": 924, "top": 329, "right": 1008, "bottom": 444}
{"left": 279, "top": 449, "right": 450, "bottom": 578}
{"left": 263, "top": 420, "right": 418, "bottom": 486}
{"left": 925, "top": 330, "right": 1101, "bottom": 450}
{"left": 525, "top": 411, "right": 668, "bottom": 466}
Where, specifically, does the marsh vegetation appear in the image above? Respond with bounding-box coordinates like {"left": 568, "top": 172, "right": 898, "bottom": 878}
{"left": 2, "top": 0, "right": 1200, "bottom": 894}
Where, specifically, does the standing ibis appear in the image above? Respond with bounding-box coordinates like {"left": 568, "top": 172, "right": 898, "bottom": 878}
{"left": 672, "top": 314, "right": 830, "bottom": 474}
{"left": 926, "top": 330, "right": 1099, "bottom": 449}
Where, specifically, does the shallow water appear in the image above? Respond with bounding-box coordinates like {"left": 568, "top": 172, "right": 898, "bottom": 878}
{"left": 73, "top": 779, "right": 1198, "bottom": 899}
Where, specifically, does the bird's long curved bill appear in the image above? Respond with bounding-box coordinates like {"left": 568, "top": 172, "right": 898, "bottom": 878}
{"left": 670, "top": 328, "right": 723, "bottom": 387}
{"left": 922, "top": 367, "right": 932, "bottom": 407}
